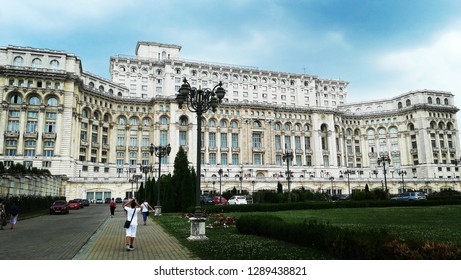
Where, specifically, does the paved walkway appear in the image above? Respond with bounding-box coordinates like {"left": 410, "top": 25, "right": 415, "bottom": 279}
{"left": 73, "top": 211, "right": 199, "bottom": 260}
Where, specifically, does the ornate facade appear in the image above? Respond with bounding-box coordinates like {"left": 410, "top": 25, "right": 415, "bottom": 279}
{"left": 0, "top": 42, "right": 459, "bottom": 201}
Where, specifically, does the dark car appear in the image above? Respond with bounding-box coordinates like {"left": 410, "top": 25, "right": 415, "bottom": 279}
{"left": 81, "top": 199, "right": 90, "bottom": 206}
{"left": 115, "top": 197, "right": 123, "bottom": 203}
{"left": 50, "top": 200, "right": 69, "bottom": 215}
{"left": 105, "top": 198, "right": 112, "bottom": 204}
{"left": 200, "top": 196, "right": 215, "bottom": 205}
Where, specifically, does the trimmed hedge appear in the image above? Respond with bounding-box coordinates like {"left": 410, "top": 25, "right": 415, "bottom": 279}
{"left": 236, "top": 214, "right": 461, "bottom": 259}
{"left": 201, "top": 199, "right": 461, "bottom": 214}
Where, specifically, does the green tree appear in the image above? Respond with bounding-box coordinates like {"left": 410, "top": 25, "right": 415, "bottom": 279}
{"left": 170, "top": 146, "right": 195, "bottom": 212}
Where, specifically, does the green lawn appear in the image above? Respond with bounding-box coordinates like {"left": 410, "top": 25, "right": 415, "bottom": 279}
{"left": 155, "top": 205, "right": 461, "bottom": 259}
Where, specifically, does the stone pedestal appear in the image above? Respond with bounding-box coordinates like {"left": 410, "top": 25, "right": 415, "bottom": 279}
{"left": 154, "top": 205, "right": 162, "bottom": 216}
{"left": 187, "top": 217, "right": 208, "bottom": 241}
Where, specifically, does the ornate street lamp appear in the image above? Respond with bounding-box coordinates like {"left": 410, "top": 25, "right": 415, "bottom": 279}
{"left": 398, "top": 170, "right": 407, "bottom": 194}
{"left": 150, "top": 143, "right": 171, "bottom": 216}
{"left": 176, "top": 77, "right": 225, "bottom": 241}
{"left": 140, "top": 164, "right": 154, "bottom": 201}
{"left": 239, "top": 165, "right": 244, "bottom": 194}
{"left": 218, "top": 168, "right": 223, "bottom": 204}
{"left": 378, "top": 154, "right": 391, "bottom": 193}
{"left": 282, "top": 150, "right": 294, "bottom": 203}
{"left": 130, "top": 174, "right": 142, "bottom": 199}
{"left": 329, "top": 176, "right": 334, "bottom": 197}
{"left": 342, "top": 169, "right": 353, "bottom": 197}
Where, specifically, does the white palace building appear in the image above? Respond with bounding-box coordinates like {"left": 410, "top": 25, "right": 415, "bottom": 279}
{"left": 0, "top": 41, "right": 460, "bottom": 201}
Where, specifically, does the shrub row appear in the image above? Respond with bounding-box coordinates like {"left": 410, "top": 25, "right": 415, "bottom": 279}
{"left": 236, "top": 214, "right": 461, "bottom": 259}
{"left": 202, "top": 198, "right": 461, "bottom": 214}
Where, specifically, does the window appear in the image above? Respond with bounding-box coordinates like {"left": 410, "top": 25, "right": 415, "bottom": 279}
{"left": 209, "top": 153, "right": 217, "bottom": 165}
{"left": 221, "top": 153, "right": 228, "bottom": 165}
{"left": 252, "top": 133, "right": 261, "bottom": 148}
{"left": 232, "top": 153, "right": 239, "bottom": 165}
{"left": 209, "top": 132, "right": 216, "bottom": 147}
{"left": 231, "top": 133, "right": 239, "bottom": 148}
{"left": 220, "top": 133, "right": 228, "bottom": 148}
{"left": 179, "top": 131, "right": 187, "bottom": 146}
{"left": 32, "top": 58, "right": 42, "bottom": 68}
{"left": 13, "top": 56, "right": 24, "bottom": 66}
{"left": 29, "top": 96, "right": 40, "bottom": 105}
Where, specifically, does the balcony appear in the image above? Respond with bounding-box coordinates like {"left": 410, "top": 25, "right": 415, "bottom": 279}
{"left": 4, "top": 131, "right": 19, "bottom": 138}
{"left": 102, "top": 144, "right": 110, "bottom": 150}
{"left": 42, "top": 132, "right": 56, "bottom": 139}
{"left": 231, "top": 147, "right": 240, "bottom": 152}
{"left": 116, "top": 146, "right": 126, "bottom": 151}
{"left": 80, "top": 140, "right": 89, "bottom": 147}
{"left": 295, "top": 149, "right": 304, "bottom": 154}
{"left": 410, "top": 148, "right": 418, "bottom": 154}
{"left": 23, "top": 132, "right": 38, "bottom": 139}
{"left": 92, "top": 142, "right": 100, "bottom": 148}
{"left": 252, "top": 147, "right": 265, "bottom": 153}
{"left": 128, "top": 146, "right": 138, "bottom": 151}
{"left": 208, "top": 146, "right": 218, "bottom": 152}
{"left": 220, "top": 147, "right": 229, "bottom": 152}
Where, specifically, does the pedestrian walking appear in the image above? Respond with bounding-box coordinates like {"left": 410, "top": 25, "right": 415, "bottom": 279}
{"left": 140, "top": 199, "right": 155, "bottom": 225}
{"left": 123, "top": 198, "right": 141, "bottom": 251}
{"left": 9, "top": 200, "right": 19, "bottom": 229}
{"left": 109, "top": 198, "right": 116, "bottom": 217}
{"left": 0, "top": 200, "right": 6, "bottom": 230}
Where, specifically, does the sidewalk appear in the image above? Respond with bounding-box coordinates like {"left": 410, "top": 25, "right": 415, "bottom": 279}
{"left": 73, "top": 210, "right": 199, "bottom": 260}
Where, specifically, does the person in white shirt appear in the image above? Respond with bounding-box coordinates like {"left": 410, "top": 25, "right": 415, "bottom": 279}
{"left": 140, "top": 199, "right": 155, "bottom": 225}
{"left": 123, "top": 199, "right": 141, "bottom": 251}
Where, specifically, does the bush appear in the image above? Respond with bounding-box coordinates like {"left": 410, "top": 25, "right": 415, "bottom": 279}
{"left": 236, "top": 214, "right": 461, "bottom": 259}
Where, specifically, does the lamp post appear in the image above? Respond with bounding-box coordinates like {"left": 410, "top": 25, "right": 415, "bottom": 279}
{"left": 398, "top": 170, "right": 407, "bottom": 194}
{"left": 342, "top": 169, "right": 353, "bottom": 197}
{"left": 212, "top": 180, "right": 216, "bottom": 195}
{"left": 282, "top": 150, "right": 294, "bottom": 203}
{"left": 329, "top": 176, "right": 334, "bottom": 197}
{"left": 252, "top": 180, "right": 255, "bottom": 195}
{"left": 239, "top": 165, "right": 243, "bottom": 194}
{"left": 377, "top": 154, "right": 391, "bottom": 193}
{"left": 218, "top": 168, "right": 223, "bottom": 204}
{"left": 176, "top": 77, "right": 225, "bottom": 241}
{"left": 130, "top": 174, "right": 142, "bottom": 199}
{"left": 129, "top": 178, "right": 135, "bottom": 198}
{"left": 140, "top": 164, "right": 154, "bottom": 200}
{"left": 150, "top": 143, "right": 171, "bottom": 216}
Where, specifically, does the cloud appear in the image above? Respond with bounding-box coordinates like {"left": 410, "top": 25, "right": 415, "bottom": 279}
{"left": 375, "top": 28, "right": 461, "bottom": 94}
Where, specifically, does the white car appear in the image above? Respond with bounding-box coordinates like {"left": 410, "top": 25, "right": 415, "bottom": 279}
{"left": 227, "top": 195, "right": 248, "bottom": 205}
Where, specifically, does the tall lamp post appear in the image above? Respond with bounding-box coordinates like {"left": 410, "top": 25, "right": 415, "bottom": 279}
{"left": 239, "top": 164, "right": 243, "bottom": 194}
{"left": 329, "top": 176, "right": 334, "bottom": 197}
{"left": 218, "top": 168, "right": 223, "bottom": 204}
{"left": 398, "top": 170, "right": 407, "bottom": 194}
{"left": 176, "top": 77, "right": 225, "bottom": 241}
{"left": 282, "top": 150, "right": 294, "bottom": 203}
{"left": 150, "top": 143, "right": 171, "bottom": 216}
{"left": 140, "top": 163, "right": 154, "bottom": 200}
{"left": 378, "top": 154, "right": 391, "bottom": 193}
{"left": 131, "top": 174, "right": 142, "bottom": 199}
{"left": 342, "top": 169, "right": 353, "bottom": 197}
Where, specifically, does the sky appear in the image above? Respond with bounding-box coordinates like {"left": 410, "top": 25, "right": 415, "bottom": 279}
{"left": 1, "top": 0, "right": 461, "bottom": 110}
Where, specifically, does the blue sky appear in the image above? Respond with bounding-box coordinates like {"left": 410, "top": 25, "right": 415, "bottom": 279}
{"left": 1, "top": 0, "right": 461, "bottom": 108}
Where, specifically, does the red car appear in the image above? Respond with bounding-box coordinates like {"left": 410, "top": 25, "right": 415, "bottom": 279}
{"left": 213, "top": 196, "right": 228, "bottom": 205}
{"left": 68, "top": 200, "right": 80, "bottom": 210}
{"left": 50, "top": 200, "right": 70, "bottom": 215}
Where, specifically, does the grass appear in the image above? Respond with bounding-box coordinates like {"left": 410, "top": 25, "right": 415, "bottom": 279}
{"left": 155, "top": 205, "right": 461, "bottom": 259}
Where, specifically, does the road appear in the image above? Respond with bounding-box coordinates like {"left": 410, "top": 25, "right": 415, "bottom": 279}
{"left": 0, "top": 203, "right": 111, "bottom": 260}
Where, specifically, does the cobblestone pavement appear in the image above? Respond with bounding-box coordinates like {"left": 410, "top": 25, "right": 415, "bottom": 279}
{"left": 73, "top": 210, "right": 199, "bottom": 260}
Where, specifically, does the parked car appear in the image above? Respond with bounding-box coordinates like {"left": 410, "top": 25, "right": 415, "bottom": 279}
{"left": 105, "top": 198, "right": 112, "bottom": 204}
{"left": 213, "top": 196, "right": 228, "bottom": 205}
{"left": 95, "top": 198, "right": 103, "bottom": 204}
{"left": 73, "top": 198, "right": 85, "bottom": 208}
{"left": 68, "top": 200, "right": 81, "bottom": 210}
{"left": 115, "top": 197, "right": 123, "bottom": 203}
{"left": 50, "top": 200, "right": 69, "bottom": 215}
{"left": 227, "top": 195, "right": 248, "bottom": 205}
{"left": 81, "top": 199, "right": 90, "bottom": 206}
{"left": 200, "top": 196, "right": 215, "bottom": 205}
{"left": 391, "top": 192, "right": 427, "bottom": 201}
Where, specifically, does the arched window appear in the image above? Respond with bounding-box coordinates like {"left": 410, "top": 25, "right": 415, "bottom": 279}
{"left": 10, "top": 94, "right": 22, "bottom": 104}
{"left": 50, "top": 60, "right": 59, "bottom": 69}
{"left": 253, "top": 121, "right": 261, "bottom": 128}
{"left": 367, "top": 129, "right": 375, "bottom": 136}
{"left": 428, "top": 97, "right": 433, "bottom": 104}
{"left": 408, "top": 123, "right": 415, "bottom": 131}
{"left": 142, "top": 118, "right": 151, "bottom": 126}
{"left": 82, "top": 109, "right": 89, "bottom": 118}
{"left": 160, "top": 116, "right": 168, "bottom": 125}
{"left": 93, "top": 111, "right": 100, "bottom": 120}
{"left": 29, "top": 96, "right": 40, "bottom": 105}
{"left": 219, "top": 119, "right": 227, "bottom": 127}
{"left": 436, "top": 98, "right": 441, "bottom": 105}
{"left": 99, "top": 85, "right": 104, "bottom": 92}
{"left": 117, "top": 116, "right": 126, "bottom": 125}
{"left": 406, "top": 99, "right": 411, "bottom": 107}
{"left": 284, "top": 123, "right": 291, "bottom": 131}
{"left": 231, "top": 120, "right": 238, "bottom": 128}
{"left": 47, "top": 97, "right": 58, "bottom": 106}
{"left": 13, "top": 56, "right": 24, "bottom": 66}
{"left": 274, "top": 123, "right": 281, "bottom": 130}
{"left": 209, "top": 119, "right": 216, "bottom": 127}
{"left": 444, "top": 98, "right": 449, "bottom": 105}
{"left": 179, "top": 116, "right": 188, "bottom": 126}
{"left": 398, "top": 102, "right": 403, "bottom": 109}
{"left": 32, "top": 58, "right": 42, "bottom": 68}
{"left": 104, "top": 114, "right": 111, "bottom": 122}
{"left": 130, "top": 117, "right": 138, "bottom": 125}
